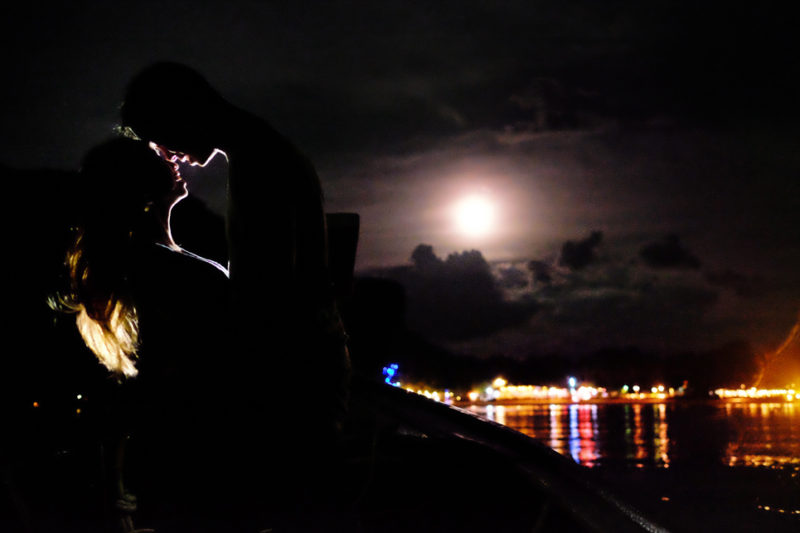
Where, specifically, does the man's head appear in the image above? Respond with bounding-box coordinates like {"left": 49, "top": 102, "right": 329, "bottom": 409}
{"left": 121, "top": 62, "right": 224, "bottom": 164}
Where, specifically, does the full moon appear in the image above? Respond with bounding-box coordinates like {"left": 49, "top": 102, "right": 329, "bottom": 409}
{"left": 453, "top": 195, "right": 495, "bottom": 237}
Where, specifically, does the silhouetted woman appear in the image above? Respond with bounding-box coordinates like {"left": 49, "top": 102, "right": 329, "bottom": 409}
{"left": 56, "top": 137, "right": 231, "bottom": 531}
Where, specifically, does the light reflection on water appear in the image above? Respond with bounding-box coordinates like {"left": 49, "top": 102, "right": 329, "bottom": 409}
{"left": 467, "top": 401, "right": 800, "bottom": 471}
{"left": 724, "top": 402, "right": 800, "bottom": 471}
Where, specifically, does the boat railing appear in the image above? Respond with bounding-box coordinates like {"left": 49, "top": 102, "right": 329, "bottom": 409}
{"left": 353, "top": 376, "right": 669, "bottom": 533}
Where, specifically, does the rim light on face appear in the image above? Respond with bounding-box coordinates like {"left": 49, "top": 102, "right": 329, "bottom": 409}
{"left": 148, "top": 142, "right": 226, "bottom": 167}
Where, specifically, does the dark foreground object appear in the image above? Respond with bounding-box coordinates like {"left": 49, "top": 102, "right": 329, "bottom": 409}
{"left": 593, "top": 464, "right": 800, "bottom": 533}
{"left": 344, "top": 377, "right": 666, "bottom": 533}
{"left": 3, "top": 375, "right": 668, "bottom": 532}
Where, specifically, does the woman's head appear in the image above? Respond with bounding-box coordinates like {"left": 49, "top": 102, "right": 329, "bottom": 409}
{"left": 59, "top": 137, "right": 186, "bottom": 378}
{"left": 78, "top": 137, "right": 187, "bottom": 223}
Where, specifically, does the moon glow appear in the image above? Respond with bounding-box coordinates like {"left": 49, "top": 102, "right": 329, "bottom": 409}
{"left": 453, "top": 194, "right": 495, "bottom": 237}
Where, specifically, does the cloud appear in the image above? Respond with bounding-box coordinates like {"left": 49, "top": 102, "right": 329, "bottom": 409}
{"left": 540, "top": 235, "right": 717, "bottom": 349}
{"left": 410, "top": 244, "right": 442, "bottom": 270}
{"left": 640, "top": 234, "right": 701, "bottom": 269}
{"left": 367, "top": 244, "right": 538, "bottom": 342}
{"left": 508, "top": 77, "right": 602, "bottom": 133}
{"left": 497, "top": 265, "right": 530, "bottom": 290}
{"left": 559, "top": 231, "right": 603, "bottom": 270}
{"left": 495, "top": 259, "right": 721, "bottom": 355}
{"left": 357, "top": 230, "right": 794, "bottom": 360}
{"left": 527, "top": 260, "right": 553, "bottom": 285}
{"left": 705, "top": 269, "right": 761, "bottom": 298}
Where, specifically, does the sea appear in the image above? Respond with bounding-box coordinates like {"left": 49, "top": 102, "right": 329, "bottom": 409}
{"left": 466, "top": 401, "right": 800, "bottom": 532}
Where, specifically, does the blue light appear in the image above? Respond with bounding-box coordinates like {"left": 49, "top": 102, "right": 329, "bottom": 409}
{"left": 568, "top": 376, "right": 577, "bottom": 389}
{"left": 382, "top": 364, "right": 400, "bottom": 386}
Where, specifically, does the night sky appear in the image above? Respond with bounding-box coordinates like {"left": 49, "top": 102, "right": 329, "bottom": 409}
{"left": 3, "top": 1, "right": 798, "bottom": 366}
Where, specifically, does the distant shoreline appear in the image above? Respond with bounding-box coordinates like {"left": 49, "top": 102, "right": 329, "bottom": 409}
{"left": 455, "top": 396, "right": 798, "bottom": 406}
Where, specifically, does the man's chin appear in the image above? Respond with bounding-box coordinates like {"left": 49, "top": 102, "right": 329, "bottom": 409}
{"left": 191, "top": 148, "right": 226, "bottom": 167}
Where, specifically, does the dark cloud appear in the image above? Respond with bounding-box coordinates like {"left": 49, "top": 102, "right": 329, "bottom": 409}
{"left": 7, "top": 0, "right": 795, "bottom": 170}
{"left": 527, "top": 260, "right": 553, "bottom": 285}
{"left": 705, "top": 269, "right": 761, "bottom": 298}
{"left": 456, "top": 261, "right": 726, "bottom": 358}
{"left": 367, "top": 245, "right": 537, "bottom": 342}
{"left": 497, "top": 266, "right": 529, "bottom": 290}
{"left": 559, "top": 231, "right": 603, "bottom": 270}
{"left": 640, "top": 234, "right": 701, "bottom": 269}
{"left": 410, "top": 244, "right": 442, "bottom": 270}
{"left": 360, "top": 230, "right": 795, "bottom": 360}
{"left": 507, "top": 261, "right": 719, "bottom": 355}
{"left": 508, "top": 78, "right": 591, "bottom": 132}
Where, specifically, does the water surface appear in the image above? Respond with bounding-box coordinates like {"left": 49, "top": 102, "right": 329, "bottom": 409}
{"left": 465, "top": 401, "right": 800, "bottom": 471}
{"left": 465, "top": 401, "right": 800, "bottom": 530}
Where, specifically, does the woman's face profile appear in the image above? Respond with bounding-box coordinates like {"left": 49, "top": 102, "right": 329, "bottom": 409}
{"left": 147, "top": 144, "right": 190, "bottom": 209}
{"left": 159, "top": 158, "right": 189, "bottom": 209}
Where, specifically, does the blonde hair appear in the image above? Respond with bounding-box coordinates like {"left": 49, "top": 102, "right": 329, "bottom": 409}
{"left": 53, "top": 137, "right": 177, "bottom": 377}
{"left": 59, "top": 229, "right": 140, "bottom": 377}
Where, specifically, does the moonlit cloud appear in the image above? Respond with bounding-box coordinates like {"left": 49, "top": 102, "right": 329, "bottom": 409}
{"left": 366, "top": 245, "right": 538, "bottom": 343}
{"left": 366, "top": 225, "right": 798, "bottom": 360}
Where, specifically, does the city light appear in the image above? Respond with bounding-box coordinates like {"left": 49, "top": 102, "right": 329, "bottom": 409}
{"left": 402, "top": 378, "right": 684, "bottom": 404}
{"left": 389, "top": 367, "right": 797, "bottom": 407}
{"left": 713, "top": 387, "right": 798, "bottom": 401}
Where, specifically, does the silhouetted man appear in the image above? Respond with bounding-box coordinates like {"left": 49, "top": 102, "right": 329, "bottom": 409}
{"left": 120, "top": 62, "right": 350, "bottom": 531}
